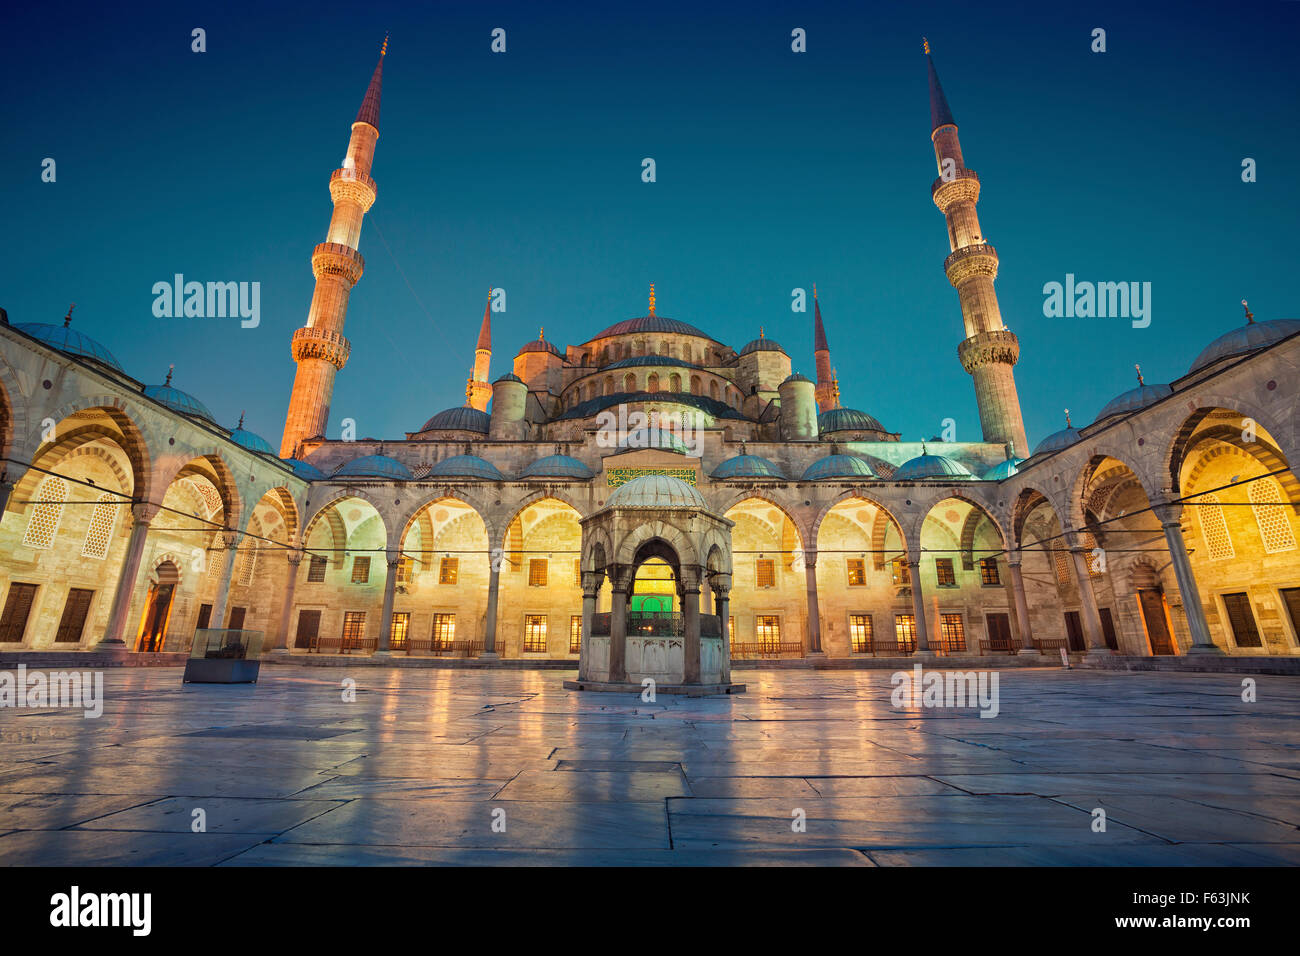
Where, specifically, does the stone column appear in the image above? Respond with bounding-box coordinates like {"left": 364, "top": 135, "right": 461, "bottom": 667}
{"left": 1153, "top": 501, "right": 1220, "bottom": 654}
{"left": 375, "top": 552, "right": 399, "bottom": 655}
{"left": 1007, "top": 553, "right": 1037, "bottom": 654}
{"left": 608, "top": 566, "right": 630, "bottom": 683}
{"left": 712, "top": 573, "right": 732, "bottom": 684}
{"left": 482, "top": 561, "right": 502, "bottom": 658}
{"left": 578, "top": 570, "right": 602, "bottom": 680}
{"left": 209, "top": 531, "right": 240, "bottom": 629}
{"left": 908, "top": 557, "right": 934, "bottom": 656}
{"left": 272, "top": 551, "right": 303, "bottom": 653}
{"left": 99, "top": 502, "right": 159, "bottom": 646}
{"left": 682, "top": 568, "right": 701, "bottom": 684}
{"left": 1067, "top": 531, "right": 1110, "bottom": 655}
{"left": 803, "top": 549, "right": 824, "bottom": 656}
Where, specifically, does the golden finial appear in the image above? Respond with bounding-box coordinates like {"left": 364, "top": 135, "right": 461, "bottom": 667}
{"left": 164, "top": 364, "right": 174, "bottom": 386}
{"left": 1242, "top": 299, "right": 1254, "bottom": 323}
{"left": 63, "top": 303, "right": 75, "bottom": 328}
{"left": 1064, "top": 408, "right": 1072, "bottom": 428}
{"left": 1135, "top": 363, "right": 1144, "bottom": 386}
{"left": 381, "top": 34, "right": 389, "bottom": 56}
{"left": 465, "top": 376, "right": 474, "bottom": 406}
{"left": 648, "top": 283, "right": 656, "bottom": 316}
{"left": 922, "top": 37, "right": 931, "bottom": 55}
{"left": 813, "top": 283, "right": 817, "bottom": 299}
{"left": 759, "top": 326, "right": 764, "bottom": 339}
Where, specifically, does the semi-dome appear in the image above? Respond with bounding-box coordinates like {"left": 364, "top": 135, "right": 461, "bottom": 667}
{"left": 143, "top": 378, "right": 215, "bottom": 422}
{"left": 712, "top": 454, "right": 785, "bottom": 479}
{"left": 1033, "top": 424, "right": 1082, "bottom": 457}
{"left": 334, "top": 454, "right": 413, "bottom": 480}
{"left": 1189, "top": 316, "right": 1300, "bottom": 373}
{"left": 781, "top": 372, "right": 812, "bottom": 385}
{"left": 519, "top": 454, "right": 594, "bottom": 479}
{"left": 801, "top": 454, "right": 877, "bottom": 480}
{"left": 893, "top": 452, "right": 976, "bottom": 480}
{"left": 818, "top": 407, "right": 887, "bottom": 434}
{"left": 15, "top": 322, "right": 125, "bottom": 372}
{"left": 1095, "top": 381, "right": 1173, "bottom": 422}
{"left": 617, "top": 427, "right": 690, "bottom": 454}
{"left": 983, "top": 457, "right": 1025, "bottom": 481}
{"left": 228, "top": 424, "right": 275, "bottom": 455}
{"left": 427, "top": 454, "right": 504, "bottom": 480}
{"left": 602, "top": 355, "right": 701, "bottom": 370}
{"left": 417, "top": 406, "right": 490, "bottom": 433}
{"left": 592, "top": 315, "right": 712, "bottom": 340}
{"left": 606, "top": 474, "right": 707, "bottom": 509}
{"left": 516, "top": 333, "right": 563, "bottom": 357}
{"left": 283, "top": 457, "right": 325, "bottom": 481}
{"left": 738, "top": 336, "right": 786, "bottom": 356}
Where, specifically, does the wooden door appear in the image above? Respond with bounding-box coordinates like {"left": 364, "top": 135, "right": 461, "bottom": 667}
{"left": 1139, "top": 589, "right": 1175, "bottom": 655}
{"left": 1064, "top": 610, "right": 1085, "bottom": 651}
{"left": 1098, "top": 607, "right": 1118, "bottom": 650}
{"left": 986, "top": 613, "right": 1012, "bottom": 651}
{"left": 295, "top": 609, "right": 321, "bottom": 649}
{"left": 54, "top": 588, "right": 94, "bottom": 643}
{"left": 0, "top": 583, "right": 38, "bottom": 642}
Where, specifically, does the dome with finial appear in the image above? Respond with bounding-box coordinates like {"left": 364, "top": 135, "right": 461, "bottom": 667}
{"left": 283, "top": 458, "right": 325, "bottom": 481}
{"left": 894, "top": 446, "right": 976, "bottom": 480}
{"left": 801, "top": 454, "right": 877, "bottom": 480}
{"left": 228, "top": 413, "right": 276, "bottom": 455}
{"left": 16, "top": 305, "right": 125, "bottom": 373}
{"left": 1095, "top": 364, "right": 1173, "bottom": 422}
{"left": 1033, "top": 410, "right": 1082, "bottom": 457}
{"left": 819, "top": 407, "right": 888, "bottom": 435}
{"left": 517, "top": 328, "right": 563, "bottom": 357}
{"left": 144, "top": 366, "right": 216, "bottom": 422}
{"left": 334, "top": 454, "right": 413, "bottom": 480}
{"left": 712, "top": 454, "right": 785, "bottom": 479}
{"left": 519, "top": 454, "right": 594, "bottom": 479}
{"left": 427, "top": 454, "right": 504, "bottom": 480}
{"left": 983, "top": 457, "right": 1025, "bottom": 481}
{"left": 1188, "top": 301, "right": 1300, "bottom": 373}
{"left": 606, "top": 474, "right": 707, "bottom": 510}
{"left": 738, "top": 328, "right": 787, "bottom": 356}
{"left": 417, "top": 406, "right": 491, "bottom": 433}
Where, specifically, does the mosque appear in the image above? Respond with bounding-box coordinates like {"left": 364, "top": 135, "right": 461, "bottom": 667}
{"left": 1, "top": 41, "right": 1297, "bottom": 687}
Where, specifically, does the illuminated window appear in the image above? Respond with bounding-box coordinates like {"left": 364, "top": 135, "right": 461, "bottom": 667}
{"left": 207, "top": 543, "right": 225, "bottom": 580}
{"left": 351, "top": 556, "right": 371, "bottom": 584}
{"left": 939, "top": 612, "right": 966, "bottom": 652}
{"left": 23, "top": 476, "right": 66, "bottom": 550}
{"left": 523, "top": 615, "right": 548, "bottom": 652}
{"left": 390, "top": 612, "right": 410, "bottom": 650}
{"left": 846, "top": 559, "right": 866, "bottom": 587}
{"left": 432, "top": 613, "right": 455, "bottom": 649}
{"left": 574, "top": 559, "right": 582, "bottom": 587}
{"left": 1197, "top": 493, "right": 1234, "bottom": 560}
{"left": 81, "top": 493, "right": 116, "bottom": 559}
{"left": 569, "top": 615, "right": 582, "bottom": 653}
{"left": 849, "top": 613, "right": 873, "bottom": 653}
{"left": 756, "top": 558, "right": 775, "bottom": 589}
{"left": 238, "top": 545, "right": 257, "bottom": 587}
{"left": 439, "top": 557, "right": 459, "bottom": 584}
{"left": 728, "top": 616, "right": 734, "bottom": 640}
{"left": 891, "top": 558, "right": 910, "bottom": 586}
{"left": 755, "top": 614, "right": 781, "bottom": 649}
{"left": 894, "top": 614, "right": 916, "bottom": 650}
{"left": 396, "top": 555, "right": 413, "bottom": 584}
{"left": 308, "top": 555, "right": 328, "bottom": 582}
{"left": 1053, "top": 545, "right": 1072, "bottom": 587}
{"left": 529, "top": 559, "right": 548, "bottom": 587}
{"left": 1249, "top": 479, "right": 1297, "bottom": 554}
{"left": 342, "top": 611, "right": 366, "bottom": 642}
{"left": 935, "top": 558, "right": 956, "bottom": 587}
{"left": 979, "top": 557, "right": 1000, "bottom": 586}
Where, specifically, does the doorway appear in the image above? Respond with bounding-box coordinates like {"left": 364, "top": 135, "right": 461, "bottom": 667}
{"left": 137, "top": 561, "right": 179, "bottom": 652}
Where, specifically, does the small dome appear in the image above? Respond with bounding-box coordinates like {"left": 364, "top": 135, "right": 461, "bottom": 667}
{"left": 1189, "top": 317, "right": 1300, "bottom": 373}
{"left": 417, "top": 406, "right": 490, "bottom": 433}
{"left": 606, "top": 474, "right": 707, "bottom": 509}
{"left": 602, "top": 355, "right": 701, "bottom": 370}
{"left": 283, "top": 457, "right": 325, "bottom": 481}
{"left": 517, "top": 335, "right": 563, "bottom": 357}
{"left": 334, "top": 454, "right": 413, "bottom": 480}
{"left": 229, "top": 426, "right": 275, "bottom": 455}
{"left": 819, "top": 407, "right": 887, "bottom": 434}
{"left": 1033, "top": 426, "right": 1082, "bottom": 457}
{"left": 894, "top": 453, "right": 976, "bottom": 481}
{"left": 983, "top": 457, "right": 1025, "bottom": 481}
{"left": 801, "top": 454, "right": 877, "bottom": 480}
{"left": 427, "top": 454, "right": 504, "bottom": 480}
{"left": 15, "top": 322, "right": 125, "bottom": 372}
{"left": 617, "top": 427, "right": 690, "bottom": 454}
{"left": 738, "top": 337, "right": 786, "bottom": 356}
{"left": 1095, "top": 382, "right": 1173, "bottom": 422}
{"left": 144, "top": 383, "right": 215, "bottom": 422}
{"left": 494, "top": 372, "right": 525, "bottom": 384}
{"left": 712, "top": 454, "right": 784, "bottom": 479}
{"left": 781, "top": 373, "right": 813, "bottom": 386}
{"left": 592, "top": 315, "right": 712, "bottom": 340}
{"left": 520, "top": 455, "right": 594, "bottom": 479}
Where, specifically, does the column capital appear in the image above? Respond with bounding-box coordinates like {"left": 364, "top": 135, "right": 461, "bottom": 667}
{"left": 285, "top": 550, "right": 304, "bottom": 567}
{"left": 799, "top": 547, "right": 817, "bottom": 569}
{"left": 709, "top": 571, "right": 733, "bottom": 593}
{"left": 1150, "top": 499, "right": 1184, "bottom": 525}
{"left": 219, "top": 529, "right": 239, "bottom": 549}
{"left": 131, "top": 501, "right": 162, "bottom": 525}
{"left": 1005, "top": 548, "right": 1023, "bottom": 567}
{"left": 581, "top": 570, "right": 605, "bottom": 596}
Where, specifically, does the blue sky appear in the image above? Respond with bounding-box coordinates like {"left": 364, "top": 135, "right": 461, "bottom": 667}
{"left": 3, "top": 0, "right": 1297, "bottom": 449}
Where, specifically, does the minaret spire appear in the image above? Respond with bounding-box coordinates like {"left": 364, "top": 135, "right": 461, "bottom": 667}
{"left": 467, "top": 287, "right": 494, "bottom": 412}
{"left": 279, "top": 41, "right": 386, "bottom": 457}
{"left": 927, "top": 41, "right": 1029, "bottom": 455}
{"left": 812, "top": 285, "right": 838, "bottom": 411}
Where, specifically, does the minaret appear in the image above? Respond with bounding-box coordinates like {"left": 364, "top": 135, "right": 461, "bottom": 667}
{"left": 279, "top": 38, "right": 387, "bottom": 458}
{"left": 466, "top": 288, "right": 493, "bottom": 411}
{"left": 926, "top": 40, "right": 1028, "bottom": 456}
{"left": 812, "top": 285, "right": 839, "bottom": 411}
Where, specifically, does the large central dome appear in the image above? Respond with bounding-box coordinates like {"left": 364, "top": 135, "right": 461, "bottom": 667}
{"left": 590, "top": 315, "right": 713, "bottom": 340}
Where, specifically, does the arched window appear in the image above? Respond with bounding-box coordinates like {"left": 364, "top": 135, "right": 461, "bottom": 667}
{"left": 23, "top": 476, "right": 67, "bottom": 550}
{"left": 669, "top": 373, "right": 681, "bottom": 392}
{"left": 647, "top": 373, "right": 659, "bottom": 393}
{"left": 1198, "top": 492, "right": 1235, "bottom": 560}
{"left": 605, "top": 375, "right": 614, "bottom": 395}
{"left": 1249, "top": 478, "right": 1297, "bottom": 553}
{"left": 709, "top": 380, "right": 719, "bottom": 400}
{"left": 691, "top": 375, "right": 702, "bottom": 395}
{"left": 624, "top": 372, "right": 637, "bottom": 393}
{"left": 82, "top": 492, "right": 117, "bottom": 560}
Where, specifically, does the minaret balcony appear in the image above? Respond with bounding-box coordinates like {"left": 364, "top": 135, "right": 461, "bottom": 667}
{"left": 329, "top": 167, "right": 378, "bottom": 212}
{"left": 943, "top": 242, "right": 999, "bottom": 285}
{"left": 291, "top": 326, "right": 352, "bottom": 369}
{"left": 931, "top": 168, "right": 980, "bottom": 213}
{"left": 957, "top": 329, "right": 1019, "bottom": 373}
{"left": 311, "top": 242, "right": 366, "bottom": 284}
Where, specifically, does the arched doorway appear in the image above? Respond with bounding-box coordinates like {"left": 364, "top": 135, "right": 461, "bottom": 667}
{"left": 137, "top": 561, "right": 179, "bottom": 651}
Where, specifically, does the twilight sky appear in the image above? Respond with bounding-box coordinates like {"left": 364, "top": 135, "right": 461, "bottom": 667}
{"left": 3, "top": 0, "right": 1297, "bottom": 451}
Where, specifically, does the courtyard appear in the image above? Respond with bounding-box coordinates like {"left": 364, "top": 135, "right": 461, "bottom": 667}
{"left": 0, "top": 664, "right": 1298, "bottom": 866}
